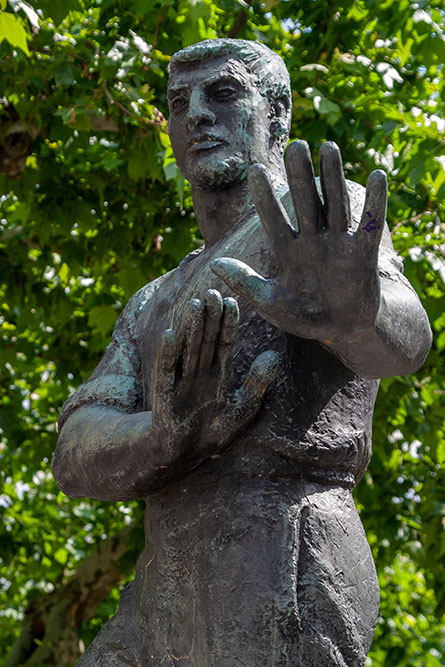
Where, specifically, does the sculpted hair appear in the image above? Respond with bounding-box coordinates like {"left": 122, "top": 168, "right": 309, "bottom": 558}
{"left": 169, "top": 39, "right": 292, "bottom": 151}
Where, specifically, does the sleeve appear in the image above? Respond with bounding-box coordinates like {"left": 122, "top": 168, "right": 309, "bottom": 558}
{"left": 58, "top": 289, "right": 144, "bottom": 432}
{"left": 58, "top": 270, "right": 172, "bottom": 429}
{"left": 319, "top": 179, "right": 432, "bottom": 378}
{"left": 53, "top": 273, "right": 174, "bottom": 501}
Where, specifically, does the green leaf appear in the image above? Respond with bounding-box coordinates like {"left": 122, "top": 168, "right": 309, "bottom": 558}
{"left": 41, "top": 0, "right": 82, "bottom": 26}
{"left": 0, "top": 11, "right": 29, "bottom": 55}
{"left": 58, "top": 262, "right": 70, "bottom": 283}
{"left": 88, "top": 306, "right": 119, "bottom": 337}
{"left": 163, "top": 146, "right": 178, "bottom": 181}
{"left": 176, "top": 171, "right": 185, "bottom": 208}
{"left": 131, "top": 0, "right": 158, "bottom": 13}
{"left": 116, "top": 264, "right": 147, "bottom": 299}
{"left": 128, "top": 149, "right": 147, "bottom": 180}
{"left": 54, "top": 64, "right": 75, "bottom": 86}
{"left": 54, "top": 547, "right": 68, "bottom": 564}
{"left": 437, "top": 439, "right": 445, "bottom": 466}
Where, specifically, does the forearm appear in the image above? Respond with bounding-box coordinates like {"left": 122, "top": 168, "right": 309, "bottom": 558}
{"left": 324, "top": 278, "right": 432, "bottom": 379}
{"left": 52, "top": 406, "right": 172, "bottom": 501}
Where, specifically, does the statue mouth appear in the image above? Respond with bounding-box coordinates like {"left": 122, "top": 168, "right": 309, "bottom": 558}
{"left": 187, "top": 133, "right": 227, "bottom": 152}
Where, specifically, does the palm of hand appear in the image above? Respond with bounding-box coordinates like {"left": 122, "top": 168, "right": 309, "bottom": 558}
{"left": 212, "top": 141, "right": 387, "bottom": 344}
{"left": 151, "top": 290, "right": 281, "bottom": 467}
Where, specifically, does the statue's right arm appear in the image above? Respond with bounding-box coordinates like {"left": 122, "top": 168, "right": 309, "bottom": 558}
{"left": 51, "top": 285, "right": 165, "bottom": 501}
{"left": 52, "top": 405, "right": 163, "bottom": 501}
{"left": 52, "top": 287, "right": 281, "bottom": 502}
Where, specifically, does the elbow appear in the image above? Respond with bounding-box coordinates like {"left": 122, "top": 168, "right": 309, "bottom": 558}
{"left": 371, "top": 289, "right": 433, "bottom": 378}
{"left": 398, "top": 319, "right": 433, "bottom": 376}
{"left": 51, "top": 447, "right": 84, "bottom": 498}
{"left": 373, "top": 315, "right": 433, "bottom": 379}
{"left": 51, "top": 423, "right": 88, "bottom": 498}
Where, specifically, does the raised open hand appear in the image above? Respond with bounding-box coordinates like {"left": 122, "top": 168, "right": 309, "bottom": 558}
{"left": 151, "top": 289, "right": 281, "bottom": 468}
{"left": 211, "top": 141, "right": 387, "bottom": 345}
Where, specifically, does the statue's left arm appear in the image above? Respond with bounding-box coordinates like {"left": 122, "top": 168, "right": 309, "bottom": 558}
{"left": 212, "top": 141, "right": 432, "bottom": 380}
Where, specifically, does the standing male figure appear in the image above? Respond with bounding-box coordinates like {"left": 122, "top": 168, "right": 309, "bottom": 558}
{"left": 52, "top": 40, "right": 431, "bottom": 666}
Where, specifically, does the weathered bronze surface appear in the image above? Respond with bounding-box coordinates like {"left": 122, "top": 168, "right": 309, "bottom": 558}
{"left": 52, "top": 39, "right": 432, "bottom": 666}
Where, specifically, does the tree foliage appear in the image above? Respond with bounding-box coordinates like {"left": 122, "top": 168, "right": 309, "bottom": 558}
{"left": 0, "top": 1, "right": 444, "bottom": 665}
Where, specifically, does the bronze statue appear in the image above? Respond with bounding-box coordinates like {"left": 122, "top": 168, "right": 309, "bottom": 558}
{"left": 52, "top": 39, "right": 431, "bottom": 666}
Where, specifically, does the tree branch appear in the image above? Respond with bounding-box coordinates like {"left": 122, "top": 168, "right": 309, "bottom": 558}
{"left": 227, "top": 0, "right": 253, "bottom": 38}
{"left": 152, "top": 0, "right": 170, "bottom": 48}
{"left": 102, "top": 85, "right": 167, "bottom": 130}
{"left": 391, "top": 210, "right": 432, "bottom": 234}
{"left": 5, "top": 527, "right": 134, "bottom": 667}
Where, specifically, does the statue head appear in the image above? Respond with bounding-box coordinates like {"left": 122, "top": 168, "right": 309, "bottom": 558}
{"left": 167, "top": 39, "right": 291, "bottom": 190}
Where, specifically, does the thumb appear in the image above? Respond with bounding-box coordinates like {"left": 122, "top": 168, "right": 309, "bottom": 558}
{"left": 211, "top": 257, "right": 274, "bottom": 310}
{"left": 208, "top": 350, "right": 282, "bottom": 451}
{"left": 236, "top": 349, "right": 282, "bottom": 415}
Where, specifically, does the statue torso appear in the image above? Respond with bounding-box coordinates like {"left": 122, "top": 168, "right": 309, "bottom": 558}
{"left": 136, "top": 189, "right": 379, "bottom": 489}
{"left": 78, "top": 186, "right": 381, "bottom": 666}
{"left": 121, "top": 192, "right": 380, "bottom": 665}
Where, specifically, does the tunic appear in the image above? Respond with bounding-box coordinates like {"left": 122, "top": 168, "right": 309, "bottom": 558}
{"left": 60, "top": 183, "right": 408, "bottom": 666}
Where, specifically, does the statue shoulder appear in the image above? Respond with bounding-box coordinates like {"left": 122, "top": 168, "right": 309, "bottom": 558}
{"left": 59, "top": 269, "right": 178, "bottom": 425}
{"left": 119, "top": 247, "right": 204, "bottom": 337}
{"left": 117, "top": 268, "right": 177, "bottom": 341}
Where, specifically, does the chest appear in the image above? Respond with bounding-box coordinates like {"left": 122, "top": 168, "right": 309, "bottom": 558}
{"left": 138, "top": 216, "right": 281, "bottom": 407}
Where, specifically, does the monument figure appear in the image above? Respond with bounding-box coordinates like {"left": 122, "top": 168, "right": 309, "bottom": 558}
{"left": 52, "top": 39, "right": 432, "bottom": 666}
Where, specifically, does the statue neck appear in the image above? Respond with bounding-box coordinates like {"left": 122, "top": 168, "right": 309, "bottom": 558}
{"left": 192, "top": 165, "right": 286, "bottom": 248}
{"left": 192, "top": 180, "right": 251, "bottom": 248}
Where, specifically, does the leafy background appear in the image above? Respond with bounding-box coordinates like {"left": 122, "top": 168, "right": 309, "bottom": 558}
{"left": 0, "top": 0, "right": 444, "bottom": 665}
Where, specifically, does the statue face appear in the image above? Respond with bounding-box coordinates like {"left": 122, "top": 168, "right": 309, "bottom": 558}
{"left": 168, "top": 56, "right": 271, "bottom": 190}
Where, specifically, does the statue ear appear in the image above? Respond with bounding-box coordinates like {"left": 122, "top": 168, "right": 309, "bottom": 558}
{"left": 270, "top": 97, "right": 290, "bottom": 140}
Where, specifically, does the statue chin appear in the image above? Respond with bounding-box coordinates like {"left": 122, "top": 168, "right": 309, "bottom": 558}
{"left": 185, "top": 154, "right": 247, "bottom": 191}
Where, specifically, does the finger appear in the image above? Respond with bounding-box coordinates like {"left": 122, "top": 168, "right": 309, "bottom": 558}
{"left": 152, "top": 328, "right": 178, "bottom": 419}
{"left": 234, "top": 349, "right": 282, "bottom": 421}
{"left": 198, "top": 289, "right": 224, "bottom": 373}
{"left": 181, "top": 298, "right": 204, "bottom": 378}
{"left": 211, "top": 257, "right": 274, "bottom": 312}
{"left": 248, "top": 163, "right": 297, "bottom": 267}
{"left": 285, "top": 140, "right": 322, "bottom": 233}
{"left": 215, "top": 297, "right": 239, "bottom": 397}
{"left": 319, "top": 142, "right": 351, "bottom": 233}
{"left": 357, "top": 170, "right": 387, "bottom": 256}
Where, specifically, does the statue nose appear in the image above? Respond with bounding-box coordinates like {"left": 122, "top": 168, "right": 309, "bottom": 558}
{"left": 186, "top": 89, "right": 216, "bottom": 130}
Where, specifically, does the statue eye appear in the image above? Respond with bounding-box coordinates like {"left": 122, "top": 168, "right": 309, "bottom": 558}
{"left": 211, "top": 86, "right": 237, "bottom": 102}
{"left": 170, "top": 95, "right": 187, "bottom": 113}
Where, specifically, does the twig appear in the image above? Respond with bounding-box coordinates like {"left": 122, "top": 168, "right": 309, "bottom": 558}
{"left": 152, "top": 1, "right": 170, "bottom": 48}
{"left": 391, "top": 211, "right": 432, "bottom": 234}
{"left": 102, "top": 84, "right": 167, "bottom": 130}
{"left": 227, "top": 0, "right": 253, "bottom": 38}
